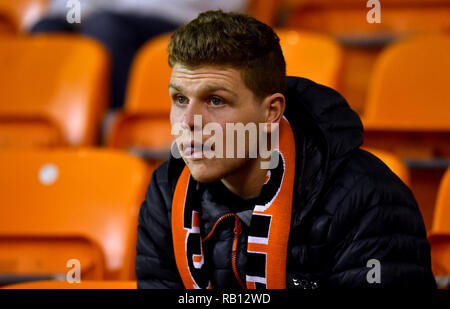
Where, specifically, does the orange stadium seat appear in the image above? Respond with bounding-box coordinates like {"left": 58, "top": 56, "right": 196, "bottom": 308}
{"left": 428, "top": 168, "right": 450, "bottom": 288}
{"left": 0, "top": 35, "right": 110, "bottom": 148}
{"left": 3, "top": 280, "right": 137, "bottom": 289}
{"left": 0, "top": 149, "right": 151, "bottom": 285}
{"left": 277, "top": 29, "right": 343, "bottom": 89}
{"left": 362, "top": 34, "right": 450, "bottom": 157}
{"left": 0, "top": 0, "right": 48, "bottom": 34}
{"left": 106, "top": 32, "right": 173, "bottom": 168}
{"left": 361, "top": 33, "right": 450, "bottom": 232}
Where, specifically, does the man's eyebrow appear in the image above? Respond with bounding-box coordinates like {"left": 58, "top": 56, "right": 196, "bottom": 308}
{"left": 169, "top": 83, "right": 183, "bottom": 92}
{"left": 201, "top": 85, "right": 237, "bottom": 97}
{"left": 169, "top": 83, "right": 237, "bottom": 98}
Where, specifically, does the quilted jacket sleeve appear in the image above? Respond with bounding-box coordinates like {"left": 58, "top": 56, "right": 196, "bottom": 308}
{"left": 135, "top": 162, "right": 184, "bottom": 289}
{"left": 324, "top": 152, "right": 436, "bottom": 288}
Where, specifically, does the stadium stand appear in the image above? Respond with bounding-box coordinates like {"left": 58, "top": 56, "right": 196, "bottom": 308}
{"left": 0, "top": 35, "right": 110, "bottom": 148}
{"left": 1, "top": 0, "right": 449, "bottom": 289}
{"left": 281, "top": 0, "right": 450, "bottom": 114}
{"left": 0, "top": 0, "right": 282, "bottom": 35}
{"left": 0, "top": 149, "right": 150, "bottom": 285}
{"left": 283, "top": 0, "right": 450, "bottom": 38}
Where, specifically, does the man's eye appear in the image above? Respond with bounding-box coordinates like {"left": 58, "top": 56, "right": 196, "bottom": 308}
{"left": 210, "top": 96, "right": 223, "bottom": 106}
{"left": 176, "top": 95, "right": 187, "bottom": 104}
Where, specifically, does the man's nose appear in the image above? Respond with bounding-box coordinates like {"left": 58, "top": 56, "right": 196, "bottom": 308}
{"left": 182, "top": 101, "right": 203, "bottom": 131}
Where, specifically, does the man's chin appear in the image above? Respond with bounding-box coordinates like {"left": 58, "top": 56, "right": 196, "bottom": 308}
{"left": 184, "top": 157, "right": 249, "bottom": 184}
{"left": 185, "top": 161, "right": 224, "bottom": 183}
{"left": 189, "top": 173, "right": 221, "bottom": 183}
{"left": 188, "top": 166, "right": 222, "bottom": 183}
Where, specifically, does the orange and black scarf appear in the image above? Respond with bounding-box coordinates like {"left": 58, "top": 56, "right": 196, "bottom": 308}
{"left": 171, "top": 117, "right": 296, "bottom": 289}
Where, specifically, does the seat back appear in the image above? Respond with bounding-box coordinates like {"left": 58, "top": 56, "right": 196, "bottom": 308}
{"left": 106, "top": 33, "right": 173, "bottom": 161}
{"left": 363, "top": 34, "right": 450, "bottom": 131}
{"left": 0, "top": 149, "right": 150, "bottom": 283}
{"left": 277, "top": 29, "right": 343, "bottom": 89}
{"left": 362, "top": 33, "right": 450, "bottom": 163}
{"left": 0, "top": 35, "right": 110, "bottom": 147}
{"left": 0, "top": 0, "right": 48, "bottom": 33}
{"left": 124, "top": 33, "right": 172, "bottom": 116}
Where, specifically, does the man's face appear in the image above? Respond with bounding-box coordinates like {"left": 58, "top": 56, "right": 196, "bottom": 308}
{"left": 169, "top": 63, "right": 267, "bottom": 183}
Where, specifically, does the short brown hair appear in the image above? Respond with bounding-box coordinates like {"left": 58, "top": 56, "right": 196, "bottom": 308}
{"left": 168, "top": 10, "right": 286, "bottom": 100}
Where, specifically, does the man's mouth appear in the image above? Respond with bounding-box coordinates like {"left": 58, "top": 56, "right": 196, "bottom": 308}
{"left": 181, "top": 141, "right": 215, "bottom": 160}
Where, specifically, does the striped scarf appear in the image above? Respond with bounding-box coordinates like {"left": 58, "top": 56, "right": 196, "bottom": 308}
{"left": 171, "top": 118, "right": 296, "bottom": 289}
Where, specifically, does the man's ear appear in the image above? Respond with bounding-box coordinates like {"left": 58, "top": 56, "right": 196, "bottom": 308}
{"left": 262, "top": 93, "right": 286, "bottom": 133}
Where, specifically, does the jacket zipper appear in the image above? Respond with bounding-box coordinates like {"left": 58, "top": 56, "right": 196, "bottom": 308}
{"left": 202, "top": 213, "right": 246, "bottom": 289}
{"left": 231, "top": 215, "right": 246, "bottom": 289}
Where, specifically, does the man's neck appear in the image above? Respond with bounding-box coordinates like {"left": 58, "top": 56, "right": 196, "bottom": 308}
{"left": 220, "top": 157, "right": 267, "bottom": 200}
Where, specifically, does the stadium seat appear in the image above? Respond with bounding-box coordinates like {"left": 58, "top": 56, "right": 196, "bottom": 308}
{"left": 0, "top": 0, "right": 48, "bottom": 34}
{"left": 0, "top": 35, "right": 110, "bottom": 148}
{"left": 364, "top": 148, "right": 410, "bottom": 186}
{"left": 361, "top": 34, "right": 450, "bottom": 231}
{"left": 0, "top": 149, "right": 151, "bottom": 285}
{"left": 277, "top": 29, "right": 343, "bottom": 90}
{"left": 105, "top": 32, "right": 174, "bottom": 167}
{"left": 363, "top": 34, "right": 450, "bottom": 134}
{"left": 3, "top": 280, "right": 137, "bottom": 289}
{"left": 362, "top": 33, "right": 450, "bottom": 157}
{"left": 428, "top": 168, "right": 450, "bottom": 288}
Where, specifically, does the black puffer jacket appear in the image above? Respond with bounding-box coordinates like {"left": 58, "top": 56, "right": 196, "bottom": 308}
{"left": 136, "top": 77, "right": 436, "bottom": 289}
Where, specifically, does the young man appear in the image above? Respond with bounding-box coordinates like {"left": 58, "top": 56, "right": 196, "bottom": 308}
{"left": 136, "top": 11, "right": 436, "bottom": 289}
